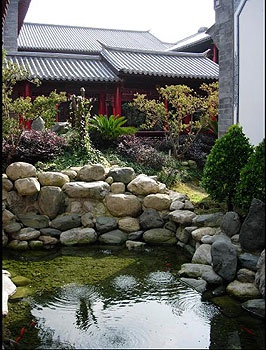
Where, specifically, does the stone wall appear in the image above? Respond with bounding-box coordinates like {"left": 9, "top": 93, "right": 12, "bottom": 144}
{"left": 2, "top": 161, "right": 199, "bottom": 249}
{"left": 2, "top": 162, "right": 265, "bottom": 313}
{"left": 3, "top": 0, "right": 19, "bottom": 52}
{"left": 212, "top": 0, "right": 235, "bottom": 138}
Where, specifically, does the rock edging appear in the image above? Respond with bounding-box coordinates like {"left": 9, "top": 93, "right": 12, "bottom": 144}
{"left": 2, "top": 161, "right": 265, "bottom": 318}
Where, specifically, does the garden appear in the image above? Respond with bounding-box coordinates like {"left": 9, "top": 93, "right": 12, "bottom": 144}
{"left": 2, "top": 49, "right": 265, "bottom": 350}
{"left": 2, "top": 48, "right": 265, "bottom": 217}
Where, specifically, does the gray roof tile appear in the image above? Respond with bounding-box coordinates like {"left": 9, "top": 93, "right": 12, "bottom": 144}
{"left": 7, "top": 52, "right": 119, "bottom": 82}
{"left": 8, "top": 23, "right": 218, "bottom": 82}
{"left": 102, "top": 47, "right": 219, "bottom": 80}
{"left": 18, "top": 23, "right": 171, "bottom": 53}
{"left": 167, "top": 29, "right": 212, "bottom": 52}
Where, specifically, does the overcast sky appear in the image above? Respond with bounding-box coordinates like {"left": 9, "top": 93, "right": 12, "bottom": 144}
{"left": 24, "top": 0, "right": 215, "bottom": 43}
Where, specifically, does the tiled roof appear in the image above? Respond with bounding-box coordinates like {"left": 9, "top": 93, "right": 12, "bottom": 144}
{"left": 6, "top": 23, "right": 218, "bottom": 83}
{"left": 6, "top": 52, "right": 119, "bottom": 82}
{"left": 18, "top": 23, "right": 172, "bottom": 53}
{"left": 101, "top": 47, "right": 219, "bottom": 80}
{"left": 6, "top": 46, "right": 219, "bottom": 82}
{"left": 167, "top": 28, "right": 213, "bottom": 52}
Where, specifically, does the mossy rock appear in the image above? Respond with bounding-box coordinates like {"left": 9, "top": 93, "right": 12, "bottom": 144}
{"left": 11, "top": 275, "right": 31, "bottom": 286}
{"left": 211, "top": 295, "right": 242, "bottom": 317}
{"left": 9, "top": 286, "right": 34, "bottom": 300}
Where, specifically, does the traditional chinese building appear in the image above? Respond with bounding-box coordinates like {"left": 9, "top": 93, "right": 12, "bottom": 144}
{"left": 3, "top": 0, "right": 219, "bottom": 123}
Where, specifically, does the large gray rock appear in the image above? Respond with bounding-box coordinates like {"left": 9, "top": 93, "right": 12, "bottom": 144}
{"left": 60, "top": 227, "right": 97, "bottom": 245}
{"left": 118, "top": 217, "right": 140, "bottom": 232}
{"left": 143, "top": 193, "right": 171, "bottom": 211}
{"left": 12, "top": 227, "right": 40, "bottom": 241}
{"left": 127, "top": 174, "right": 166, "bottom": 195}
{"left": 192, "top": 243, "right": 212, "bottom": 265}
{"left": 168, "top": 209, "right": 197, "bottom": 224}
{"left": 239, "top": 198, "right": 265, "bottom": 252}
{"left": 6, "top": 162, "right": 37, "bottom": 181}
{"left": 14, "top": 177, "right": 40, "bottom": 196}
{"left": 78, "top": 164, "right": 106, "bottom": 181}
{"left": 255, "top": 249, "right": 265, "bottom": 298}
{"left": 143, "top": 228, "right": 177, "bottom": 245}
{"left": 50, "top": 213, "right": 81, "bottom": 231}
{"left": 5, "top": 190, "right": 39, "bottom": 216}
{"left": 238, "top": 252, "right": 260, "bottom": 271}
{"left": 17, "top": 212, "right": 50, "bottom": 229}
{"left": 98, "top": 229, "right": 128, "bottom": 244}
{"left": 107, "top": 166, "right": 136, "bottom": 184}
{"left": 211, "top": 235, "right": 238, "bottom": 282}
{"left": 226, "top": 280, "right": 261, "bottom": 300}
{"left": 192, "top": 212, "right": 224, "bottom": 227}
{"left": 180, "top": 277, "right": 207, "bottom": 293}
{"left": 178, "top": 263, "right": 214, "bottom": 278}
{"left": 241, "top": 299, "right": 265, "bottom": 318}
{"left": 38, "top": 172, "right": 70, "bottom": 187}
{"left": 4, "top": 221, "right": 22, "bottom": 234}
{"left": 139, "top": 208, "right": 164, "bottom": 229}
{"left": 220, "top": 211, "right": 241, "bottom": 237}
{"left": 38, "top": 186, "right": 66, "bottom": 219}
{"left": 105, "top": 193, "right": 142, "bottom": 217}
{"left": 95, "top": 216, "right": 118, "bottom": 233}
{"left": 62, "top": 181, "right": 110, "bottom": 199}
{"left": 31, "top": 116, "right": 45, "bottom": 130}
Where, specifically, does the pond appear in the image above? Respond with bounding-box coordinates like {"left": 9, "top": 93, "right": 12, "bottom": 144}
{"left": 2, "top": 246, "right": 265, "bottom": 349}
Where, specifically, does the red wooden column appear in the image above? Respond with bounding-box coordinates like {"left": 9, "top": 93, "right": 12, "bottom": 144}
{"left": 98, "top": 92, "right": 107, "bottom": 115}
{"left": 213, "top": 44, "right": 218, "bottom": 63}
{"left": 164, "top": 98, "right": 169, "bottom": 131}
{"left": 24, "top": 82, "right": 31, "bottom": 97}
{"left": 20, "top": 82, "right": 32, "bottom": 129}
{"left": 114, "top": 83, "right": 121, "bottom": 116}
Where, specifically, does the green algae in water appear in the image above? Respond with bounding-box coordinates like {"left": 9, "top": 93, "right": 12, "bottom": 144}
{"left": 2, "top": 246, "right": 265, "bottom": 349}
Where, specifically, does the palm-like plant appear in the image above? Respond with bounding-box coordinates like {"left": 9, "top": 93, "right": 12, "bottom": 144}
{"left": 89, "top": 114, "right": 138, "bottom": 142}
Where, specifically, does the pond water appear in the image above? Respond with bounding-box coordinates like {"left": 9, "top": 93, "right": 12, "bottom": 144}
{"left": 2, "top": 246, "right": 265, "bottom": 349}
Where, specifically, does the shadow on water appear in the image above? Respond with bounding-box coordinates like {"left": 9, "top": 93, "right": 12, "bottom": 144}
{"left": 2, "top": 245, "right": 265, "bottom": 349}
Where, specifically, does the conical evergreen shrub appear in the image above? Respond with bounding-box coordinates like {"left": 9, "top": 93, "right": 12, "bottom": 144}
{"left": 200, "top": 124, "right": 253, "bottom": 210}
{"left": 234, "top": 138, "right": 265, "bottom": 213}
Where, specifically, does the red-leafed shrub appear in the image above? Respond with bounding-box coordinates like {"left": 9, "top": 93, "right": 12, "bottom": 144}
{"left": 116, "top": 135, "right": 166, "bottom": 170}
{"left": 2, "top": 130, "right": 67, "bottom": 171}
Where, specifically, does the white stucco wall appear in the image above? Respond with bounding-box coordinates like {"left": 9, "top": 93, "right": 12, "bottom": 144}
{"left": 234, "top": 0, "right": 265, "bottom": 145}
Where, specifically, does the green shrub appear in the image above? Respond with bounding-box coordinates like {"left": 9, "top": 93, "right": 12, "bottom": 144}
{"left": 200, "top": 124, "right": 253, "bottom": 210}
{"left": 234, "top": 138, "right": 265, "bottom": 212}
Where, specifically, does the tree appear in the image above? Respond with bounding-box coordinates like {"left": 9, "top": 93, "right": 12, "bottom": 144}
{"left": 2, "top": 49, "right": 40, "bottom": 138}
{"left": 10, "top": 90, "right": 67, "bottom": 129}
{"left": 200, "top": 124, "right": 253, "bottom": 211}
{"left": 130, "top": 83, "right": 218, "bottom": 159}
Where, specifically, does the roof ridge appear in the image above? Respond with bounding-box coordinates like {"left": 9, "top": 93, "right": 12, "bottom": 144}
{"left": 101, "top": 44, "right": 206, "bottom": 57}
{"left": 23, "top": 22, "right": 151, "bottom": 34}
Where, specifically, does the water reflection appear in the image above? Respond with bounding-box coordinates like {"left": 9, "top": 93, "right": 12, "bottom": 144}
{"left": 30, "top": 271, "right": 219, "bottom": 349}
{"left": 3, "top": 246, "right": 264, "bottom": 349}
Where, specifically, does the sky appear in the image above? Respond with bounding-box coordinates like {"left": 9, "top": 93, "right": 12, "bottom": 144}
{"left": 24, "top": 0, "right": 215, "bottom": 43}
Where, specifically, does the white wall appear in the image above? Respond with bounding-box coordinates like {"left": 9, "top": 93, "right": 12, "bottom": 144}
{"left": 235, "top": 0, "right": 265, "bottom": 145}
